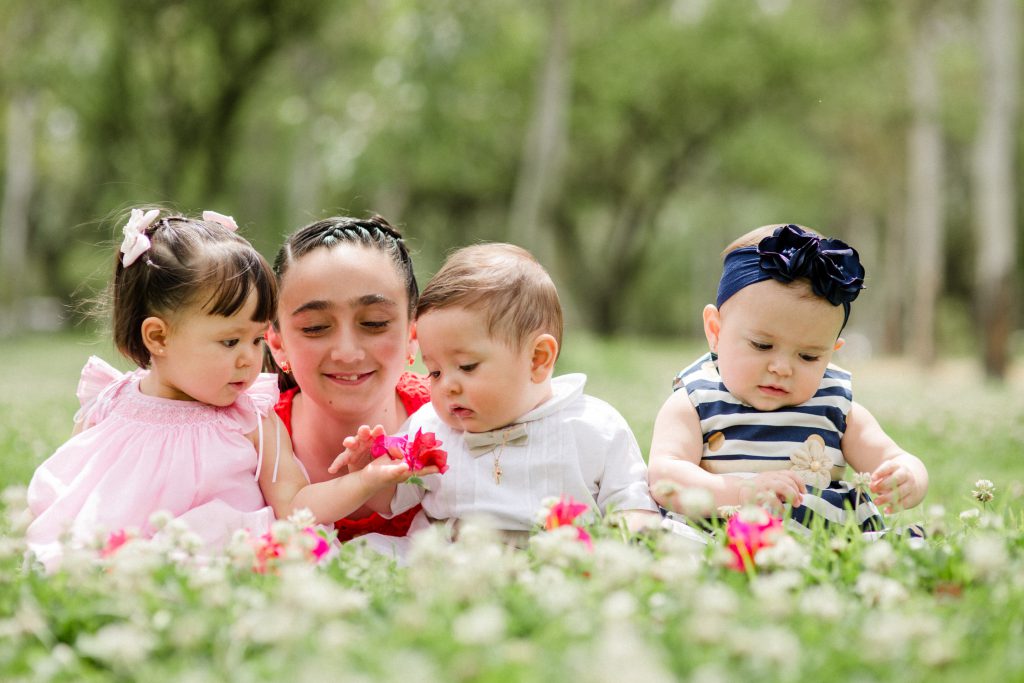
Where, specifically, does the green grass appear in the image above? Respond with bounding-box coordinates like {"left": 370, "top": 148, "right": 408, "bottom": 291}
{"left": 3, "top": 332, "right": 1024, "bottom": 682}
{"left": 4, "top": 330, "right": 1024, "bottom": 510}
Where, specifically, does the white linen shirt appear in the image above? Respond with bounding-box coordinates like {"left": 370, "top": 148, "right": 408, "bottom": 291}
{"left": 386, "top": 373, "right": 657, "bottom": 531}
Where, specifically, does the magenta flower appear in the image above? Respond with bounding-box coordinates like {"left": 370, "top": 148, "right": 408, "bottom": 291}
{"left": 725, "top": 508, "right": 784, "bottom": 572}
{"left": 304, "top": 527, "right": 331, "bottom": 562}
{"left": 100, "top": 529, "right": 131, "bottom": 558}
{"left": 543, "top": 496, "right": 593, "bottom": 550}
{"left": 371, "top": 429, "right": 448, "bottom": 474}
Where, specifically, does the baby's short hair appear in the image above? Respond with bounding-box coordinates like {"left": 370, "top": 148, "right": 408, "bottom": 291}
{"left": 417, "top": 243, "right": 563, "bottom": 352}
{"left": 722, "top": 223, "right": 822, "bottom": 257}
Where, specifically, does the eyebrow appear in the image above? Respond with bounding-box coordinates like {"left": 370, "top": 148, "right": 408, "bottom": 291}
{"left": 291, "top": 294, "right": 398, "bottom": 317}
{"left": 355, "top": 294, "right": 398, "bottom": 308}
{"left": 291, "top": 299, "right": 332, "bottom": 316}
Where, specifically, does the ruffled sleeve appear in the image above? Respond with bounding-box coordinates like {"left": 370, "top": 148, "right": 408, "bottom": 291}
{"left": 218, "top": 373, "right": 281, "bottom": 434}
{"left": 74, "top": 356, "right": 133, "bottom": 428}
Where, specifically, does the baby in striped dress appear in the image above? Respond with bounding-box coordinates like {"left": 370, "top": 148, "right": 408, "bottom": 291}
{"left": 648, "top": 224, "right": 928, "bottom": 532}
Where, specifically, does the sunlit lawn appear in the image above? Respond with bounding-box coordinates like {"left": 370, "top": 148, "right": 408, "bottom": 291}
{"left": 3, "top": 330, "right": 1024, "bottom": 509}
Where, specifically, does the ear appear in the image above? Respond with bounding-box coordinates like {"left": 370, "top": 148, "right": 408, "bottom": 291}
{"left": 833, "top": 337, "right": 845, "bottom": 352}
{"left": 265, "top": 325, "right": 287, "bottom": 366}
{"left": 141, "top": 316, "right": 170, "bottom": 357}
{"left": 407, "top": 320, "right": 419, "bottom": 362}
{"left": 529, "top": 334, "right": 559, "bottom": 383}
{"left": 702, "top": 304, "right": 722, "bottom": 352}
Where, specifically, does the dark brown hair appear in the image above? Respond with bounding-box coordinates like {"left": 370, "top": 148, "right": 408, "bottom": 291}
{"left": 112, "top": 212, "right": 276, "bottom": 368}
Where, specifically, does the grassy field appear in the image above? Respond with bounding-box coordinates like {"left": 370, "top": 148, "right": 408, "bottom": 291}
{"left": 2, "top": 331, "right": 1024, "bottom": 682}
{"left": 3, "top": 330, "right": 1024, "bottom": 508}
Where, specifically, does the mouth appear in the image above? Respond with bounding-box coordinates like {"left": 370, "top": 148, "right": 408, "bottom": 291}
{"left": 757, "top": 384, "right": 788, "bottom": 397}
{"left": 324, "top": 371, "right": 374, "bottom": 385}
{"left": 228, "top": 381, "right": 248, "bottom": 391}
{"left": 450, "top": 405, "right": 474, "bottom": 420}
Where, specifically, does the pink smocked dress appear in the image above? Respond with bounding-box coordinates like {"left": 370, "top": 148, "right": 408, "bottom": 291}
{"left": 26, "top": 356, "right": 277, "bottom": 569}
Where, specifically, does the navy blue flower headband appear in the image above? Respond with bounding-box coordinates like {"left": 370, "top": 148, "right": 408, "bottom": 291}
{"left": 716, "top": 224, "right": 866, "bottom": 327}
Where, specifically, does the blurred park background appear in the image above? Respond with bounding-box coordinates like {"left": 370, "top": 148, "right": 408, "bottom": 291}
{"left": 1, "top": 0, "right": 1022, "bottom": 378}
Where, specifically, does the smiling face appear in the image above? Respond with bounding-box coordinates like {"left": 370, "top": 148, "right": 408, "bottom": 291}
{"left": 143, "top": 290, "right": 269, "bottom": 406}
{"left": 705, "top": 279, "right": 845, "bottom": 411}
{"left": 270, "top": 244, "right": 415, "bottom": 422}
{"left": 417, "top": 306, "right": 552, "bottom": 433}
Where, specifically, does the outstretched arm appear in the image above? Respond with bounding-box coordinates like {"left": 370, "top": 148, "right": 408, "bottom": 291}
{"left": 255, "top": 415, "right": 424, "bottom": 524}
{"left": 648, "top": 390, "right": 805, "bottom": 511}
{"left": 842, "top": 401, "right": 928, "bottom": 511}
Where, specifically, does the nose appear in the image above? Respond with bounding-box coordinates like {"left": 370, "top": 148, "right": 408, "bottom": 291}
{"left": 440, "top": 373, "right": 461, "bottom": 396}
{"left": 330, "top": 326, "right": 365, "bottom": 364}
{"left": 767, "top": 354, "right": 792, "bottom": 377}
{"left": 238, "top": 341, "right": 261, "bottom": 368}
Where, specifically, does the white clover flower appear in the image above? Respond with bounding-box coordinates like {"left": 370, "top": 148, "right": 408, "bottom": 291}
{"left": 716, "top": 504, "right": 741, "bottom": 518}
{"left": 754, "top": 534, "right": 810, "bottom": 571}
{"left": 750, "top": 571, "right": 802, "bottom": 618}
{"left": 798, "top": 584, "right": 846, "bottom": 622}
{"left": 979, "top": 512, "right": 1005, "bottom": 530}
{"left": 855, "top": 571, "right": 908, "bottom": 606}
{"left": 736, "top": 505, "right": 770, "bottom": 525}
{"left": 590, "top": 540, "right": 650, "bottom": 588}
{"left": 861, "top": 540, "right": 898, "bottom": 573}
{"left": 964, "top": 534, "right": 1009, "bottom": 581}
{"left": 729, "top": 625, "right": 801, "bottom": 678}
{"left": 848, "top": 471, "right": 872, "bottom": 492}
{"left": 601, "top": 591, "right": 638, "bottom": 621}
{"left": 692, "top": 583, "right": 739, "bottom": 618}
{"left": 972, "top": 479, "right": 996, "bottom": 503}
{"left": 790, "top": 436, "right": 832, "bottom": 489}
{"left": 286, "top": 507, "right": 317, "bottom": 529}
{"left": 859, "top": 611, "right": 912, "bottom": 663}
{"left": 76, "top": 623, "right": 156, "bottom": 667}
{"left": 452, "top": 603, "right": 507, "bottom": 646}
{"left": 918, "top": 633, "right": 961, "bottom": 667}
{"left": 959, "top": 508, "right": 980, "bottom": 525}
{"left": 270, "top": 519, "right": 297, "bottom": 542}
{"left": 148, "top": 509, "right": 173, "bottom": 531}
{"left": 579, "top": 622, "right": 675, "bottom": 683}
{"left": 1, "top": 484, "right": 28, "bottom": 512}
{"left": 677, "top": 487, "right": 716, "bottom": 517}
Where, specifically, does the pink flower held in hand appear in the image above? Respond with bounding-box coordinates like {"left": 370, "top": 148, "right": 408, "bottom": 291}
{"left": 371, "top": 434, "right": 409, "bottom": 459}
{"left": 407, "top": 429, "right": 448, "bottom": 474}
{"left": 371, "top": 430, "right": 448, "bottom": 474}
{"left": 725, "top": 507, "right": 784, "bottom": 572}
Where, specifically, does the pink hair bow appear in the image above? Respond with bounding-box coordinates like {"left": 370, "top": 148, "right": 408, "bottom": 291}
{"left": 202, "top": 210, "right": 238, "bottom": 232}
{"left": 120, "top": 208, "right": 161, "bottom": 267}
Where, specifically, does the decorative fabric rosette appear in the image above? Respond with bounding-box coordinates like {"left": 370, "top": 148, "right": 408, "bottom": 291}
{"left": 789, "top": 435, "right": 833, "bottom": 490}
{"left": 757, "top": 224, "right": 865, "bottom": 306}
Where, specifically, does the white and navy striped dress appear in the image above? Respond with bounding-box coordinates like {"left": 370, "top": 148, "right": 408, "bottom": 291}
{"left": 673, "top": 352, "right": 884, "bottom": 532}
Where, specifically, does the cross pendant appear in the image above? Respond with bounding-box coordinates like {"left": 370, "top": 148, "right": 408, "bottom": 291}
{"left": 493, "top": 461, "right": 502, "bottom": 485}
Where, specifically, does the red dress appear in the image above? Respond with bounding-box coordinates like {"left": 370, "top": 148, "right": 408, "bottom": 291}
{"left": 274, "top": 372, "right": 430, "bottom": 542}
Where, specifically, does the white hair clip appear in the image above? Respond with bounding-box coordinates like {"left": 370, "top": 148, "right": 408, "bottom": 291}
{"left": 202, "top": 210, "right": 238, "bottom": 232}
{"left": 120, "top": 208, "right": 161, "bottom": 267}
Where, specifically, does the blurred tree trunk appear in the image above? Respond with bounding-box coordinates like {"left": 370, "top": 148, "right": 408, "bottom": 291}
{"left": 971, "top": 0, "right": 1019, "bottom": 380}
{"left": 508, "top": 0, "right": 569, "bottom": 269}
{"left": 0, "top": 93, "right": 37, "bottom": 334}
{"left": 905, "top": 4, "right": 945, "bottom": 367}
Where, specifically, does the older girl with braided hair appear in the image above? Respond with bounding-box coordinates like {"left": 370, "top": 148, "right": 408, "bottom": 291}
{"left": 649, "top": 224, "right": 928, "bottom": 533}
{"left": 265, "top": 215, "right": 431, "bottom": 541}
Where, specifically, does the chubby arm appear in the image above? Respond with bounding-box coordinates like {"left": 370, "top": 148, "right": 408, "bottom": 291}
{"left": 647, "top": 390, "right": 805, "bottom": 511}
{"left": 255, "top": 415, "right": 416, "bottom": 524}
{"left": 842, "top": 401, "right": 928, "bottom": 510}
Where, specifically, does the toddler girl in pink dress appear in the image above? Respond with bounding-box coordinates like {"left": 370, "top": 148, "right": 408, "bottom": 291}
{"left": 27, "top": 208, "right": 416, "bottom": 570}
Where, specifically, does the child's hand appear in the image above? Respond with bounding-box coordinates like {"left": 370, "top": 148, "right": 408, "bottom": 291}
{"left": 362, "top": 455, "right": 440, "bottom": 487}
{"left": 869, "top": 459, "right": 920, "bottom": 512}
{"left": 741, "top": 471, "right": 806, "bottom": 510}
{"left": 327, "top": 424, "right": 386, "bottom": 475}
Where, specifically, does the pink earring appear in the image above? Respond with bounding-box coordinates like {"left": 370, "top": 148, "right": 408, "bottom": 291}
{"left": 280, "top": 361, "right": 291, "bottom": 373}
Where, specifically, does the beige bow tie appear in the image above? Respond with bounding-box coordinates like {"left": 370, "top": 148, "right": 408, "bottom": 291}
{"left": 464, "top": 423, "right": 529, "bottom": 457}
